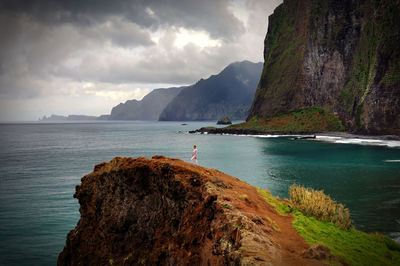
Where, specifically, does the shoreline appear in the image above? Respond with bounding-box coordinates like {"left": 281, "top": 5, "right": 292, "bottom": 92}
{"left": 189, "top": 127, "right": 400, "bottom": 148}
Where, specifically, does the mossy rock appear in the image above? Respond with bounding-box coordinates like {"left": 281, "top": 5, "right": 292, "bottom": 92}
{"left": 217, "top": 116, "right": 232, "bottom": 125}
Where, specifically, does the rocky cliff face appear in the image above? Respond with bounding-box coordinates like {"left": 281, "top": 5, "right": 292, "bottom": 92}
{"left": 109, "top": 87, "right": 183, "bottom": 120}
{"left": 159, "top": 61, "right": 263, "bottom": 121}
{"left": 248, "top": 0, "right": 400, "bottom": 135}
{"left": 58, "top": 156, "right": 326, "bottom": 266}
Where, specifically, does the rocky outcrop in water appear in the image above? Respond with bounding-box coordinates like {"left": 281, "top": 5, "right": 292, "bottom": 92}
{"left": 248, "top": 0, "right": 400, "bottom": 135}
{"left": 58, "top": 156, "right": 326, "bottom": 266}
{"left": 217, "top": 116, "right": 232, "bottom": 125}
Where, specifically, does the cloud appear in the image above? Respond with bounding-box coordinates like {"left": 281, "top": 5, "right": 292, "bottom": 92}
{"left": 0, "top": 0, "right": 244, "bottom": 39}
{"left": 0, "top": 0, "right": 283, "bottom": 120}
{"left": 84, "top": 17, "right": 155, "bottom": 48}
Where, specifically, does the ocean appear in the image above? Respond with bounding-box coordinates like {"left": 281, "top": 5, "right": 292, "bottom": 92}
{"left": 0, "top": 121, "right": 399, "bottom": 265}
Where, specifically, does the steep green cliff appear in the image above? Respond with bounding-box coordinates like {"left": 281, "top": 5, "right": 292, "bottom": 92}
{"left": 248, "top": 0, "right": 400, "bottom": 135}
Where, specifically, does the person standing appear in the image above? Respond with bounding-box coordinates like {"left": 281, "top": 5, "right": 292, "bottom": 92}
{"left": 191, "top": 145, "right": 198, "bottom": 165}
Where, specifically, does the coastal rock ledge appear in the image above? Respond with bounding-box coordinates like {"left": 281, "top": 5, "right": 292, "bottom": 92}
{"left": 58, "top": 156, "right": 326, "bottom": 265}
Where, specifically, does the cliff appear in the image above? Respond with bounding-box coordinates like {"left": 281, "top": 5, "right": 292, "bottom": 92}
{"left": 58, "top": 156, "right": 400, "bottom": 265}
{"left": 109, "top": 87, "right": 184, "bottom": 120}
{"left": 58, "top": 156, "right": 324, "bottom": 265}
{"left": 159, "top": 61, "right": 263, "bottom": 121}
{"left": 248, "top": 0, "right": 400, "bottom": 135}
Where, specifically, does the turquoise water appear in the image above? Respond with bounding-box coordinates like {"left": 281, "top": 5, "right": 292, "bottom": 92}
{"left": 0, "top": 121, "right": 399, "bottom": 265}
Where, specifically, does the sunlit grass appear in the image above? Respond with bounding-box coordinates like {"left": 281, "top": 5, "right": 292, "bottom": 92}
{"left": 256, "top": 188, "right": 290, "bottom": 216}
{"left": 293, "top": 211, "right": 400, "bottom": 265}
{"left": 256, "top": 184, "right": 400, "bottom": 265}
{"left": 289, "top": 184, "right": 353, "bottom": 230}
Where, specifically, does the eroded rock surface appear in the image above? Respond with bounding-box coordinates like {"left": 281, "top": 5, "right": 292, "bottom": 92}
{"left": 58, "top": 156, "right": 326, "bottom": 265}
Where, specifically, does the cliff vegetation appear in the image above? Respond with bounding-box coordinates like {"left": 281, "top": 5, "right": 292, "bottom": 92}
{"left": 248, "top": 0, "right": 400, "bottom": 135}
{"left": 229, "top": 107, "right": 344, "bottom": 133}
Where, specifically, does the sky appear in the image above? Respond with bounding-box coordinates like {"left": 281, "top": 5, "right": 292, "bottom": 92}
{"left": 0, "top": 0, "right": 282, "bottom": 121}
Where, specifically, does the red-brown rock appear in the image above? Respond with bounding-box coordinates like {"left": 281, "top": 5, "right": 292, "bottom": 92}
{"left": 58, "top": 156, "right": 326, "bottom": 265}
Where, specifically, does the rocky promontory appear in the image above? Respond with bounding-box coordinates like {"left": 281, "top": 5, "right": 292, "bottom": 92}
{"left": 58, "top": 156, "right": 327, "bottom": 265}
{"left": 58, "top": 156, "right": 400, "bottom": 265}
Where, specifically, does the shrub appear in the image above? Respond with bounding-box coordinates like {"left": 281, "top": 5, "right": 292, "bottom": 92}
{"left": 289, "top": 184, "right": 353, "bottom": 230}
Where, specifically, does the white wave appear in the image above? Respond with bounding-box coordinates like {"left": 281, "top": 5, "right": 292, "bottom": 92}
{"left": 253, "top": 134, "right": 286, "bottom": 138}
{"left": 316, "top": 135, "right": 342, "bottom": 140}
{"left": 200, "top": 131, "right": 400, "bottom": 148}
{"left": 384, "top": 160, "right": 400, "bottom": 162}
{"left": 315, "top": 135, "right": 400, "bottom": 148}
{"left": 389, "top": 232, "right": 400, "bottom": 244}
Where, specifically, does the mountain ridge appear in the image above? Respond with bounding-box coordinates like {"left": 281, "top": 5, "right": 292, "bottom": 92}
{"left": 109, "top": 86, "right": 184, "bottom": 120}
{"left": 159, "top": 60, "right": 263, "bottom": 121}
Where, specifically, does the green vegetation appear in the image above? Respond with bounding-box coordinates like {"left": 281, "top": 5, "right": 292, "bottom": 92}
{"left": 262, "top": 0, "right": 304, "bottom": 101}
{"left": 257, "top": 188, "right": 290, "bottom": 216}
{"left": 249, "top": 0, "right": 308, "bottom": 120}
{"left": 289, "top": 184, "right": 353, "bottom": 230}
{"left": 223, "top": 204, "right": 232, "bottom": 209}
{"left": 290, "top": 184, "right": 400, "bottom": 264}
{"left": 340, "top": 0, "right": 400, "bottom": 129}
{"left": 265, "top": 215, "right": 281, "bottom": 232}
{"left": 256, "top": 184, "right": 400, "bottom": 265}
{"left": 229, "top": 107, "right": 345, "bottom": 133}
{"left": 293, "top": 212, "right": 400, "bottom": 265}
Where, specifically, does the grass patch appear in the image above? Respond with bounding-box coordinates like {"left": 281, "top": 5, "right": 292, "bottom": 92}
{"left": 289, "top": 184, "right": 353, "bottom": 230}
{"left": 265, "top": 215, "right": 281, "bottom": 232}
{"left": 228, "top": 107, "right": 344, "bottom": 133}
{"left": 257, "top": 188, "right": 291, "bottom": 216}
{"left": 293, "top": 211, "right": 400, "bottom": 265}
{"left": 256, "top": 184, "right": 400, "bottom": 265}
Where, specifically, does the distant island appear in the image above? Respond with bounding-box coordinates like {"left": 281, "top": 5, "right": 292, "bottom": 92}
{"left": 39, "top": 114, "right": 110, "bottom": 121}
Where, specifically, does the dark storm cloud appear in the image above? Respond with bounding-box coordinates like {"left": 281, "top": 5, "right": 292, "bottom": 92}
{"left": 0, "top": 0, "right": 243, "bottom": 39}
{"left": 0, "top": 0, "right": 283, "bottom": 120}
{"left": 0, "top": 0, "right": 246, "bottom": 97}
